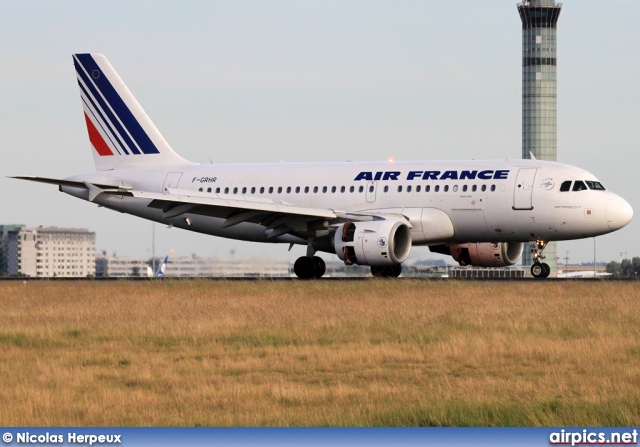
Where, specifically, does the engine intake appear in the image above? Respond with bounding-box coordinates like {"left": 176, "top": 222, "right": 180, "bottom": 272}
{"left": 448, "top": 242, "right": 524, "bottom": 267}
{"left": 333, "top": 220, "right": 412, "bottom": 266}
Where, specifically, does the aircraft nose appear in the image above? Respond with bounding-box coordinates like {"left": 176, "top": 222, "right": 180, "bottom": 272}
{"left": 606, "top": 195, "right": 633, "bottom": 231}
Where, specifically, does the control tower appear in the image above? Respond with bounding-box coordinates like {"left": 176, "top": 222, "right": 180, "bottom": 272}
{"left": 517, "top": 0, "right": 562, "bottom": 274}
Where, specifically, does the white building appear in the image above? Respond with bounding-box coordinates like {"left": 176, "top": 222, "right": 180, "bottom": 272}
{"left": 7, "top": 226, "right": 95, "bottom": 277}
{"left": 95, "top": 255, "right": 153, "bottom": 277}
{"left": 95, "top": 255, "right": 290, "bottom": 277}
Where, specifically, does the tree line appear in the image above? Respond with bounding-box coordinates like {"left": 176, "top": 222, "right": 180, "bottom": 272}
{"left": 606, "top": 257, "right": 640, "bottom": 278}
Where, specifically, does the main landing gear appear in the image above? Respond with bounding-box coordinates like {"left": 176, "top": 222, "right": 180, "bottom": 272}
{"left": 294, "top": 256, "right": 326, "bottom": 279}
{"left": 371, "top": 264, "right": 402, "bottom": 278}
{"left": 530, "top": 239, "right": 551, "bottom": 279}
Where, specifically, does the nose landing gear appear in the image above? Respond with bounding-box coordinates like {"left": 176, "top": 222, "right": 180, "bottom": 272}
{"left": 530, "top": 239, "right": 551, "bottom": 278}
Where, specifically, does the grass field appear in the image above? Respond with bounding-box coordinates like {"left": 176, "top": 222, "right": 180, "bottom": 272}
{"left": 0, "top": 279, "right": 639, "bottom": 426}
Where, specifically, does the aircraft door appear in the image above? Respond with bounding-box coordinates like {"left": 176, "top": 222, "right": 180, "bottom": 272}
{"left": 513, "top": 168, "right": 537, "bottom": 210}
{"left": 163, "top": 172, "right": 183, "bottom": 194}
{"left": 366, "top": 181, "right": 377, "bottom": 203}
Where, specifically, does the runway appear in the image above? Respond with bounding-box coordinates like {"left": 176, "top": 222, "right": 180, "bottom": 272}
{"left": 0, "top": 276, "right": 634, "bottom": 282}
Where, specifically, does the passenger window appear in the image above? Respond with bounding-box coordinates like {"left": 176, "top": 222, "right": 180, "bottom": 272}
{"left": 560, "top": 181, "right": 572, "bottom": 192}
{"left": 472, "top": 185, "right": 477, "bottom": 192}
{"left": 397, "top": 186, "right": 403, "bottom": 193}
{"left": 384, "top": 185, "right": 389, "bottom": 193}
{"left": 359, "top": 186, "right": 364, "bottom": 193}
{"left": 251, "top": 187, "right": 255, "bottom": 194}
{"left": 340, "top": 186, "right": 345, "bottom": 193}
{"left": 481, "top": 185, "right": 486, "bottom": 192}
{"left": 286, "top": 187, "right": 291, "bottom": 193}
{"left": 242, "top": 187, "right": 247, "bottom": 194}
{"left": 425, "top": 185, "right": 430, "bottom": 192}
{"left": 453, "top": 185, "right": 458, "bottom": 192}
{"left": 233, "top": 187, "right": 238, "bottom": 194}
{"left": 349, "top": 186, "right": 354, "bottom": 193}
{"left": 295, "top": 186, "right": 300, "bottom": 193}
{"left": 269, "top": 187, "right": 274, "bottom": 194}
{"left": 444, "top": 185, "right": 449, "bottom": 192}
{"left": 331, "top": 186, "right": 336, "bottom": 193}
{"left": 491, "top": 185, "right": 496, "bottom": 192}
{"left": 323, "top": 186, "right": 328, "bottom": 193}
{"left": 435, "top": 185, "right": 440, "bottom": 192}
{"left": 207, "top": 187, "right": 212, "bottom": 193}
{"left": 304, "top": 186, "right": 309, "bottom": 193}
{"left": 216, "top": 187, "right": 221, "bottom": 194}
{"left": 224, "top": 187, "right": 229, "bottom": 194}
{"left": 572, "top": 181, "right": 587, "bottom": 192}
{"left": 198, "top": 188, "right": 203, "bottom": 192}
{"left": 277, "top": 187, "right": 282, "bottom": 194}
{"left": 260, "top": 187, "right": 264, "bottom": 194}
{"left": 416, "top": 185, "right": 421, "bottom": 193}
{"left": 313, "top": 186, "right": 318, "bottom": 193}
{"left": 462, "top": 185, "right": 467, "bottom": 192}
{"left": 407, "top": 185, "right": 412, "bottom": 193}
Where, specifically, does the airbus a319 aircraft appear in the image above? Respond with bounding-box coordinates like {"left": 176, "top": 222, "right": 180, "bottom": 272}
{"left": 14, "top": 54, "right": 634, "bottom": 278}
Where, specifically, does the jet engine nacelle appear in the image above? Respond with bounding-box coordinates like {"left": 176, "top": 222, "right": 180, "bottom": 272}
{"left": 449, "top": 242, "right": 524, "bottom": 267}
{"left": 333, "top": 220, "right": 412, "bottom": 266}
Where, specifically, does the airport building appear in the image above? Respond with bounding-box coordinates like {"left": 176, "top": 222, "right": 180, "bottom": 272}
{"left": 5, "top": 226, "right": 96, "bottom": 277}
{"left": 95, "top": 254, "right": 154, "bottom": 277}
{"left": 95, "top": 255, "right": 291, "bottom": 278}
{"left": 518, "top": 0, "right": 562, "bottom": 274}
{"left": 0, "top": 224, "right": 24, "bottom": 275}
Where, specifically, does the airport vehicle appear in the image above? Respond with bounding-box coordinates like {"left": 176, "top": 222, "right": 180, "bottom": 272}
{"left": 13, "top": 54, "right": 633, "bottom": 279}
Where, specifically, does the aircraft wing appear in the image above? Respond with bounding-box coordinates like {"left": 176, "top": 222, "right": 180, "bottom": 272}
{"left": 11, "top": 177, "right": 409, "bottom": 238}
{"left": 125, "top": 187, "right": 403, "bottom": 238}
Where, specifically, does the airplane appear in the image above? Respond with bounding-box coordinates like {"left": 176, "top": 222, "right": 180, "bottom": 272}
{"left": 12, "top": 53, "right": 634, "bottom": 279}
{"left": 556, "top": 270, "right": 612, "bottom": 279}
{"left": 156, "top": 255, "right": 169, "bottom": 277}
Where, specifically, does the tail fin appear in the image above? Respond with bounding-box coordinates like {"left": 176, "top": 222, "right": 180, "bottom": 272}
{"left": 156, "top": 255, "right": 169, "bottom": 277}
{"left": 73, "top": 53, "right": 191, "bottom": 171}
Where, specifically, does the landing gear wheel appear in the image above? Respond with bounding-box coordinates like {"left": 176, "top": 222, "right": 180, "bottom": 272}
{"left": 541, "top": 262, "right": 551, "bottom": 278}
{"left": 294, "top": 256, "right": 326, "bottom": 279}
{"left": 531, "top": 262, "right": 550, "bottom": 279}
{"left": 312, "top": 256, "right": 326, "bottom": 279}
{"left": 371, "top": 264, "right": 402, "bottom": 278}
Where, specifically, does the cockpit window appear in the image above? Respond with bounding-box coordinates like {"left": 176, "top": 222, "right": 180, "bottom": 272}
{"left": 586, "top": 181, "right": 606, "bottom": 190}
{"left": 560, "top": 181, "right": 572, "bottom": 192}
{"left": 572, "top": 181, "right": 587, "bottom": 192}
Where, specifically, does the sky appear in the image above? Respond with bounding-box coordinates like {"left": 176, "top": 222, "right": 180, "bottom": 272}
{"left": 1, "top": 1, "right": 638, "bottom": 265}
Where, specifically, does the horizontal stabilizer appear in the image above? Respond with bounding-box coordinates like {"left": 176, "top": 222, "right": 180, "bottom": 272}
{"left": 10, "top": 176, "right": 129, "bottom": 190}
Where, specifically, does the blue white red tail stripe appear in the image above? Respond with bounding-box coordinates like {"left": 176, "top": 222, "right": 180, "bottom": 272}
{"left": 81, "top": 94, "right": 126, "bottom": 155}
{"left": 73, "top": 53, "right": 191, "bottom": 171}
{"left": 75, "top": 55, "right": 151, "bottom": 155}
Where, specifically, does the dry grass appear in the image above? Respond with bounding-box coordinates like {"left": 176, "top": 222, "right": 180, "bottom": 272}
{"left": 0, "top": 279, "right": 639, "bottom": 426}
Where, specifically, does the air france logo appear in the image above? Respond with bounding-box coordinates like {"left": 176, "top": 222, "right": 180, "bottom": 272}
{"left": 354, "top": 170, "right": 510, "bottom": 181}
{"left": 377, "top": 237, "right": 387, "bottom": 248}
{"left": 541, "top": 178, "right": 555, "bottom": 190}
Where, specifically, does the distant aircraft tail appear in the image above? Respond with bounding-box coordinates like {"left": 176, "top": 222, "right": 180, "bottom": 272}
{"left": 156, "top": 255, "right": 169, "bottom": 277}
{"left": 73, "top": 53, "right": 192, "bottom": 171}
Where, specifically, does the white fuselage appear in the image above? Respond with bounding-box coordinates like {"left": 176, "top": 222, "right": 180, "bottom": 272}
{"left": 62, "top": 158, "right": 632, "bottom": 249}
